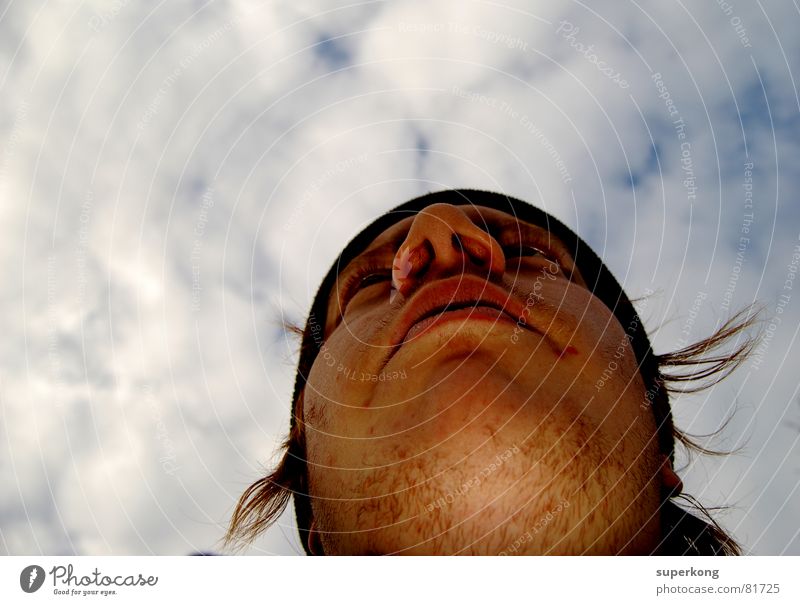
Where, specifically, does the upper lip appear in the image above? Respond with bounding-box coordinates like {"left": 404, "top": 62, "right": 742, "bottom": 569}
{"left": 388, "top": 275, "right": 536, "bottom": 349}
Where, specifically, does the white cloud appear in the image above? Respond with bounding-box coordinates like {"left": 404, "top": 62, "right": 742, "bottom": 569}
{"left": 1, "top": 0, "right": 799, "bottom": 555}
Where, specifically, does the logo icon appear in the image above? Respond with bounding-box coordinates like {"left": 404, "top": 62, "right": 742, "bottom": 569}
{"left": 20, "top": 565, "right": 45, "bottom": 593}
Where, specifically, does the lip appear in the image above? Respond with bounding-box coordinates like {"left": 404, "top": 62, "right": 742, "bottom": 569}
{"left": 388, "top": 276, "right": 538, "bottom": 351}
{"left": 402, "top": 305, "right": 519, "bottom": 342}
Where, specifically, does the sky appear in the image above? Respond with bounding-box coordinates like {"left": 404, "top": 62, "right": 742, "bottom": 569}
{"left": 1, "top": 0, "right": 798, "bottom": 555}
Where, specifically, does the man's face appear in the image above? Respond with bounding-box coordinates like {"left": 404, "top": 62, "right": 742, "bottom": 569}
{"left": 303, "top": 203, "right": 664, "bottom": 554}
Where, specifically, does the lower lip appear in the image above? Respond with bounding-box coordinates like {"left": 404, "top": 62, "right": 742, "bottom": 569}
{"left": 403, "top": 305, "right": 519, "bottom": 343}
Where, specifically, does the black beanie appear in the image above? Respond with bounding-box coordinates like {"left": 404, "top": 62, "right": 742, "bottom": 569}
{"left": 287, "top": 189, "right": 673, "bottom": 554}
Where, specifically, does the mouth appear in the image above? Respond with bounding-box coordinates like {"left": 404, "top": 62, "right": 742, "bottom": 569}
{"left": 401, "top": 303, "right": 519, "bottom": 343}
{"left": 388, "top": 276, "right": 538, "bottom": 354}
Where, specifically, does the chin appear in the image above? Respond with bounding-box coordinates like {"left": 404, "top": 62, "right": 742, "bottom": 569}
{"left": 311, "top": 405, "right": 662, "bottom": 555}
{"left": 319, "top": 464, "right": 660, "bottom": 555}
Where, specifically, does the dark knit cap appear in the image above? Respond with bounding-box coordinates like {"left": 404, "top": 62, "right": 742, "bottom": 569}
{"left": 288, "top": 189, "right": 673, "bottom": 554}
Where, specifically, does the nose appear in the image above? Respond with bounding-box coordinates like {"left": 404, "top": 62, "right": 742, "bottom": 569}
{"left": 391, "top": 203, "right": 506, "bottom": 296}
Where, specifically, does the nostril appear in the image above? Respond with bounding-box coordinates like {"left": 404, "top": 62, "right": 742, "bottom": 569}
{"left": 392, "top": 240, "right": 433, "bottom": 292}
{"left": 458, "top": 234, "right": 491, "bottom": 267}
{"left": 450, "top": 233, "right": 467, "bottom": 260}
{"left": 413, "top": 240, "right": 434, "bottom": 279}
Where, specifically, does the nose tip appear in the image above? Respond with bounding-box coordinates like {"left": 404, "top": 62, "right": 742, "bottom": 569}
{"left": 391, "top": 203, "right": 505, "bottom": 296}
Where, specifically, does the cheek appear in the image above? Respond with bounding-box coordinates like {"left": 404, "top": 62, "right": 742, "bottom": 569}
{"left": 306, "top": 317, "right": 382, "bottom": 411}
{"left": 304, "top": 327, "right": 386, "bottom": 447}
{"left": 534, "top": 280, "right": 654, "bottom": 431}
{"left": 540, "top": 280, "right": 638, "bottom": 372}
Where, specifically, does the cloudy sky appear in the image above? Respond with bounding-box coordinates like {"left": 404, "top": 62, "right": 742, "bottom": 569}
{"left": 1, "top": 0, "right": 798, "bottom": 555}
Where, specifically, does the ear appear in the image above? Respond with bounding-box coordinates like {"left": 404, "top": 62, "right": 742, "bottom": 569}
{"left": 307, "top": 518, "right": 323, "bottom": 555}
{"left": 659, "top": 456, "right": 683, "bottom": 497}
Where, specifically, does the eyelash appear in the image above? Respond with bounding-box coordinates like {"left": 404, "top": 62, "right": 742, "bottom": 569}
{"left": 500, "top": 232, "right": 562, "bottom": 265}
{"left": 340, "top": 262, "right": 393, "bottom": 308}
{"left": 502, "top": 243, "right": 549, "bottom": 259}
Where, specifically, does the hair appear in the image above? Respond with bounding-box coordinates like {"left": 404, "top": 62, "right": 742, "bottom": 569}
{"left": 654, "top": 307, "right": 760, "bottom": 556}
{"left": 223, "top": 191, "right": 761, "bottom": 555}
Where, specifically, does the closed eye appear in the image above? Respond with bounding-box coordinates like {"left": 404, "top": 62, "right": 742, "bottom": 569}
{"left": 339, "top": 265, "right": 392, "bottom": 312}
{"left": 500, "top": 239, "right": 563, "bottom": 269}
{"left": 489, "top": 222, "right": 565, "bottom": 267}
{"left": 502, "top": 243, "right": 551, "bottom": 259}
{"left": 357, "top": 271, "right": 392, "bottom": 289}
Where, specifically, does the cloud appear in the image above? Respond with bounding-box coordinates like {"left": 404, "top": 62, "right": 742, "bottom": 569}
{"left": 1, "top": 0, "right": 798, "bottom": 555}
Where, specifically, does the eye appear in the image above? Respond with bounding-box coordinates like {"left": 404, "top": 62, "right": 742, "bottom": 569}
{"left": 500, "top": 238, "right": 564, "bottom": 278}
{"left": 340, "top": 265, "right": 392, "bottom": 311}
{"left": 502, "top": 243, "right": 551, "bottom": 259}
{"left": 357, "top": 271, "right": 391, "bottom": 289}
{"left": 495, "top": 224, "right": 580, "bottom": 284}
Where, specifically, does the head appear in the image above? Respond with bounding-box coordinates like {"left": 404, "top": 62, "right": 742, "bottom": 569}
{"left": 227, "top": 189, "right": 751, "bottom": 555}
